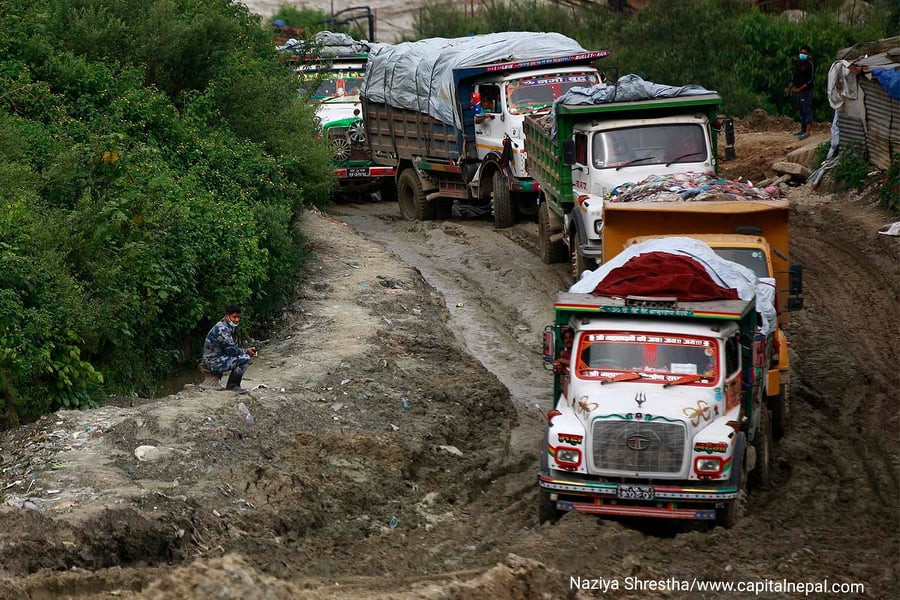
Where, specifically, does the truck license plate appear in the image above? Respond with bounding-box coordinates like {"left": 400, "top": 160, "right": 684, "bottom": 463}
{"left": 347, "top": 167, "right": 369, "bottom": 178}
{"left": 618, "top": 484, "right": 654, "bottom": 501}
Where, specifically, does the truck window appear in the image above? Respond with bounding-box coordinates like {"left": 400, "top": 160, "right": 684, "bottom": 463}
{"left": 726, "top": 335, "right": 740, "bottom": 376}
{"left": 504, "top": 72, "right": 600, "bottom": 115}
{"left": 575, "top": 133, "right": 588, "bottom": 164}
{"left": 575, "top": 331, "right": 718, "bottom": 385}
{"left": 712, "top": 247, "right": 770, "bottom": 278}
{"left": 592, "top": 124, "right": 708, "bottom": 169}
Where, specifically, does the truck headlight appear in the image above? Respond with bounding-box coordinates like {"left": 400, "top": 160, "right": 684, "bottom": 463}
{"left": 555, "top": 447, "right": 582, "bottom": 467}
{"left": 694, "top": 456, "right": 722, "bottom": 474}
{"left": 593, "top": 219, "right": 603, "bottom": 235}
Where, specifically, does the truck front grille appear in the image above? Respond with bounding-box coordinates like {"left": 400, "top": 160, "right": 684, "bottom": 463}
{"left": 591, "top": 420, "right": 685, "bottom": 474}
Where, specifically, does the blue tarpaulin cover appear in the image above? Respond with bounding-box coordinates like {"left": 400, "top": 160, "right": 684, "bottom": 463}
{"left": 871, "top": 67, "right": 900, "bottom": 101}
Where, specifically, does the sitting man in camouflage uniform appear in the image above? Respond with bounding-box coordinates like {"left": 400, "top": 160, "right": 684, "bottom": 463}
{"left": 201, "top": 304, "right": 256, "bottom": 394}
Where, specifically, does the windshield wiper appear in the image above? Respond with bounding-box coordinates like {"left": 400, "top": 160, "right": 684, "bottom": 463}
{"left": 665, "top": 151, "right": 705, "bottom": 167}
{"left": 616, "top": 156, "right": 657, "bottom": 171}
{"left": 599, "top": 372, "right": 644, "bottom": 385}
{"left": 662, "top": 374, "right": 705, "bottom": 387}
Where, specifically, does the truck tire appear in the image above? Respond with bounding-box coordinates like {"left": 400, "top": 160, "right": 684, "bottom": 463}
{"left": 380, "top": 177, "right": 398, "bottom": 203}
{"left": 570, "top": 229, "right": 596, "bottom": 280}
{"left": 768, "top": 383, "right": 788, "bottom": 441}
{"left": 398, "top": 169, "right": 434, "bottom": 221}
{"left": 538, "top": 488, "right": 563, "bottom": 524}
{"left": 538, "top": 202, "right": 567, "bottom": 264}
{"left": 749, "top": 408, "right": 772, "bottom": 490}
{"left": 492, "top": 175, "right": 515, "bottom": 229}
{"left": 716, "top": 455, "right": 747, "bottom": 529}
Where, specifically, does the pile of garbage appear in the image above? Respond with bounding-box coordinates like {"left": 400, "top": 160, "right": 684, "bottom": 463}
{"left": 608, "top": 172, "right": 780, "bottom": 203}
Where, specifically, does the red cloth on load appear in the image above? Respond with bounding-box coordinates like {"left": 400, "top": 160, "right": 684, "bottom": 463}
{"left": 592, "top": 252, "right": 740, "bottom": 301}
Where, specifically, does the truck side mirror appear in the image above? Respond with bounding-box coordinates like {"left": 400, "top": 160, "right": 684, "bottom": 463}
{"left": 562, "top": 140, "right": 576, "bottom": 166}
{"left": 542, "top": 326, "right": 557, "bottom": 369}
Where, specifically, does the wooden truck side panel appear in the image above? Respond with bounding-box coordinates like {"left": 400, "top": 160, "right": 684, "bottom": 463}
{"left": 363, "top": 100, "right": 464, "bottom": 164}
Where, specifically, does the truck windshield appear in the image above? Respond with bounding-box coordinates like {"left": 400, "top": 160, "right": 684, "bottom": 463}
{"left": 592, "top": 124, "right": 708, "bottom": 169}
{"left": 575, "top": 331, "right": 718, "bottom": 386}
{"left": 712, "top": 247, "right": 770, "bottom": 278}
{"left": 505, "top": 72, "right": 600, "bottom": 115}
{"left": 304, "top": 72, "right": 365, "bottom": 101}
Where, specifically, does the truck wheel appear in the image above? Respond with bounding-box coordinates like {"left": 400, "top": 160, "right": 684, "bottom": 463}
{"left": 570, "top": 231, "right": 596, "bottom": 280}
{"left": 398, "top": 169, "right": 434, "bottom": 221}
{"left": 768, "top": 383, "right": 788, "bottom": 441}
{"left": 538, "top": 488, "right": 563, "bottom": 524}
{"left": 380, "top": 177, "right": 398, "bottom": 203}
{"left": 716, "top": 456, "right": 747, "bottom": 529}
{"left": 538, "top": 202, "right": 567, "bottom": 264}
{"left": 749, "top": 408, "right": 772, "bottom": 490}
{"left": 492, "top": 176, "right": 515, "bottom": 229}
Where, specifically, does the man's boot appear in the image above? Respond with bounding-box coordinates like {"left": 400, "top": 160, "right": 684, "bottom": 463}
{"left": 225, "top": 365, "right": 249, "bottom": 394}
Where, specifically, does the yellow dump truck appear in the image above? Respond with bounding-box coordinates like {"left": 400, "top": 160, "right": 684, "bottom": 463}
{"left": 608, "top": 199, "right": 803, "bottom": 439}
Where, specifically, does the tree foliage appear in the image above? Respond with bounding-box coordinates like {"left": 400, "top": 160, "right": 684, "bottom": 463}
{"left": 0, "top": 0, "right": 333, "bottom": 425}
{"left": 413, "top": 0, "right": 896, "bottom": 120}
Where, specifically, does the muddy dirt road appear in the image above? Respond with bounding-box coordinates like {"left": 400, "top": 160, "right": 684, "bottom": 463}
{"left": 0, "top": 126, "right": 898, "bottom": 598}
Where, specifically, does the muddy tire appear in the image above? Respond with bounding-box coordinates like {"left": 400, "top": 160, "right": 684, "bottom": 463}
{"left": 570, "top": 230, "right": 596, "bottom": 280}
{"left": 749, "top": 408, "right": 773, "bottom": 490}
{"left": 380, "top": 177, "right": 398, "bottom": 203}
{"left": 492, "top": 175, "right": 515, "bottom": 229}
{"left": 768, "top": 383, "right": 788, "bottom": 441}
{"left": 398, "top": 169, "right": 434, "bottom": 221}
{"left": 538, "top": 202, "right": 566, "bottom": 264}
{"left": 538, "top": 488, "right": 562, "bottom": 524}
{"left": 716, "top": 465, "right": 747, "bottom": 529}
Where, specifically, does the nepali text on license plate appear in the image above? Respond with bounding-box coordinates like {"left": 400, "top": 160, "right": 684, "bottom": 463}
{"left": 617, "top": 484, "right": 654, "bottom": 501}
{"left": 347, "top": 167, "right": 369, "bottom": 178}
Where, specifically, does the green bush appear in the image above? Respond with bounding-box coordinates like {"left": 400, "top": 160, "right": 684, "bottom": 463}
{"left": 0, "top": 0, "right": 333, "bottom": 422}
{"left": 831, "top": 143, "right": 870, "bottom": 191}
{"left": 879, "top": 154, "right": 900, "bottom": 213}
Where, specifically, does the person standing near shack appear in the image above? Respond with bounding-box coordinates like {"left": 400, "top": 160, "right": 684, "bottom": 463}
{"left": 785, "top": 44, "right": 815, "bottom": 140}
{"left": 201, "top": 304, "right": 256, "bottom": 394}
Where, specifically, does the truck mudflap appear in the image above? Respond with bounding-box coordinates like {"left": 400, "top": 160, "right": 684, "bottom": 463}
{"left": 334, "top": 165, "right": 396, "bottom": 179}
{"left": 538, "top": 474, "right": 738, "bottom": 521}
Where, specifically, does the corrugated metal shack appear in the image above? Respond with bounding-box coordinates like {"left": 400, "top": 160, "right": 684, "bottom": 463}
{"left": 828, "top": 37, "right": 900, "bottom": 170}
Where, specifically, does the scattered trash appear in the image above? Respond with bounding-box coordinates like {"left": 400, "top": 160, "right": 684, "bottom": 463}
{"left": 389, "top": 423, "right": 399, "bottom": 432}
{"left": 438, "top": 445, "right": 464, "bottom": 457}
{"left": 134, "top": 445, "right": 166, "bottom": 462}
{"left": 46, "top": 489, "right": 61, "bottom": 495}
{"left": 401, "top": 398, "right": 410, "bottom": 410}
{"left": 253, "top": 383, "right": 268, "bottom": 390}
{"left": 455, "top": 303, "right": 465, "bottom": 308}
{"left": 340, "top": 379, "right": 351, "bottom": 386}
{"left": 878, "top": 221, "right": 900, "bottom": 236}
{"left": 389, "top": 516, "right": 399, "bottom": 528}
{"left": 237, "top": 402, "right": 254, "bottom": 426}
{"left": 330, "top": 402, "right": 344, "bottom": 412}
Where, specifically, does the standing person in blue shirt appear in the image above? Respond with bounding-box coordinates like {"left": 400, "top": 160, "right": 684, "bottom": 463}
{"left": 201, "top": 304, "right": 256, "bottom": 394}
{"left": 785, "top": 45, "right": 815, "bottom": 140}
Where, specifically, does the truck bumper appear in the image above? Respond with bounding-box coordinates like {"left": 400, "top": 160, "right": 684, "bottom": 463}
{"left": 333, "top": 165, "right": 396, "bottom": 180}
{"left": 538, "top": 472, "right": 738, "bottom": 521}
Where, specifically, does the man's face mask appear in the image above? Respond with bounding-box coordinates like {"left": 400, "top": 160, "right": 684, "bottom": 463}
{"left": 228, "top": 320, "right": 238, "bottom": 329}
{"left": 799, "top": 53, "right": 808, "bottom": 60}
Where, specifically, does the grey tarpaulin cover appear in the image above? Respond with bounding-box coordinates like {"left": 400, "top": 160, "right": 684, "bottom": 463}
{"left": 361, "top": 32, "right": 590, "bottom": 128}
{"left": 277, "top": 31, "right": 374, "bottom": 57}
{"left": 548, "top": 74, "right": 716, "bottom": 137}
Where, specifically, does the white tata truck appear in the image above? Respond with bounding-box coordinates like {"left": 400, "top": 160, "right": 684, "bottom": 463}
{"left": 538, "top": 240, "right": 777, "bottom": 528}
{"left": 361, "top": 33, "right": 609, "bottom": 227}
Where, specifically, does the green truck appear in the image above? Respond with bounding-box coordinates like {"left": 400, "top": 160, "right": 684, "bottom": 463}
{"left": 524, "top": 91, "right": 727, "bottom": 274}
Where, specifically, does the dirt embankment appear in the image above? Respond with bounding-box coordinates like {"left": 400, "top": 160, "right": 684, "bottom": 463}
{"left": 1, "top": 123, "right": 898, "bottom": 598}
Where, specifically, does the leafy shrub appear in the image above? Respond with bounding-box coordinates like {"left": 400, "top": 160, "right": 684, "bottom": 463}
{"left": 831, "top": 143, "right": 870, "bottom": 191}
{"left": 879, "top": 154, "right": 900, "bottom": 213}
{"left": 0, "top": 0, "right": 332, "bottom": 422}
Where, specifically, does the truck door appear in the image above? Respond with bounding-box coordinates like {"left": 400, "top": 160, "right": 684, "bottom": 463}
{"left": 572, "top": 132, "right": 590, "bottom": 195}
{"left": 474, "top": 84, "right": 503, "bottom": 161}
